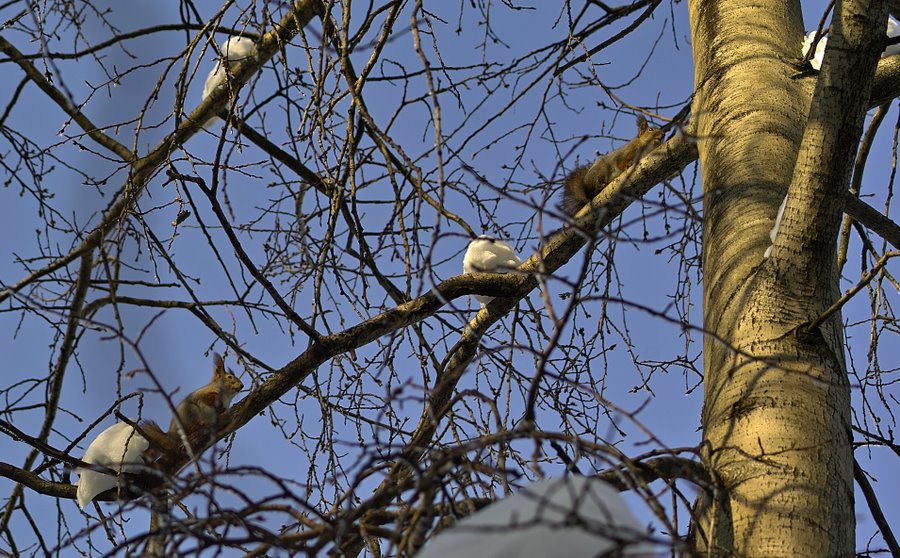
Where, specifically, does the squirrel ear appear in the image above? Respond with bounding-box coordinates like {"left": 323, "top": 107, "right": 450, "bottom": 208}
{"left": 636, "top": 115, "right": 648, "bottom": 133}
{"left": 212, "top": 352, "right": 225, "bottom": 375}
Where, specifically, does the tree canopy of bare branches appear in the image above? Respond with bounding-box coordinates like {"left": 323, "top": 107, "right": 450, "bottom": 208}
{"left": 0, "top": 0, "right": 898, "bottom": 556}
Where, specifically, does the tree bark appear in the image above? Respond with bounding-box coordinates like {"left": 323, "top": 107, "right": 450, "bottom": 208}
{"left": 688, "top": 0, "right": 885, "bottom": 555}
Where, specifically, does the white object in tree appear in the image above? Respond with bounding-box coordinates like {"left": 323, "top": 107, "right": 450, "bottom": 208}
{"left": 201, "top": 36, "right": 259, "bottom": 127}
{"left": 887, "top": 17, "right": 900, "bottom": 56}
{"left": 802, "top": 16, "right": 900, "bottom": 70}
{"left": 801, "top": 31, "right": 828, "bottom": 70}
{"left": 764, "top": 194, "right": 788, "bottom": 258}
{"left": 462, "top": 235, "right": 522, "bottom": 305}
{"left": 416, "top": 476, "right": 654, "bottom": 558}
{"left": 76, "top": 422, "right": 149, "bottom": 509}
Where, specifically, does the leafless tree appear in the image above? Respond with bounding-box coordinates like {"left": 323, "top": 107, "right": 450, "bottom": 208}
{"left": 0, "top": 0, "right": 897, "bottom": 556}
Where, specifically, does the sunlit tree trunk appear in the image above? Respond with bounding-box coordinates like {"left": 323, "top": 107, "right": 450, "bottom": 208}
{"left": 688, "top": 0, "right": 886, "bottom": 555}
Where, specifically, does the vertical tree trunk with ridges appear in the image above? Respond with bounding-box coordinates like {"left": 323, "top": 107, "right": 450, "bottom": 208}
{"left": 688, "top": 0, "right": 885, "bottom": 555}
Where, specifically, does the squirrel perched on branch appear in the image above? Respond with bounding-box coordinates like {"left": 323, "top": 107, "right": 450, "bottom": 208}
{"left": 75, "top": 354, "right": 245, "bottom": 508}
{"left": 561, "top": 116, "right": 664, "bottom": 216}
{"left": 143, "top": 352, "right": 244, "bottom": 453}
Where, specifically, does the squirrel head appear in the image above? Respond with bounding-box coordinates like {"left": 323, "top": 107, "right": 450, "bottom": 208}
{"left": 636, "top": 116, "right": 665, "bottom": 149}
{"left": 212, "top": 352, "right": 244, "bottom": 406}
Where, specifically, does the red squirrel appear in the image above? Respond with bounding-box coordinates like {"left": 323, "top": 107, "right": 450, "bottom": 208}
{"left": 141, "top": 353, "right": 243, "bottom": 453}
{"left": 561, "top": 116, "right": 664, "bottom": 216}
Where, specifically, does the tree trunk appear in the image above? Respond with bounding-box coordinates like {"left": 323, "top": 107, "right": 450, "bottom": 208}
{"left": 688, "top": 0, "right": 886, "bottom": 555}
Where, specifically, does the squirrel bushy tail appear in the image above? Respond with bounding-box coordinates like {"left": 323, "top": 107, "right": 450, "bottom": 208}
{"left": 562, "top": 116, "right": 664, "bottom": 216}
{"left": 136, "top": 420, "right": 179, "bottom": 460}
